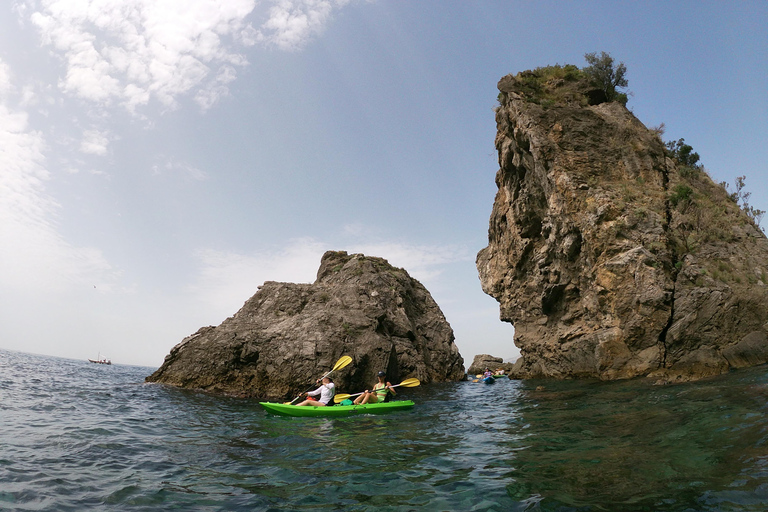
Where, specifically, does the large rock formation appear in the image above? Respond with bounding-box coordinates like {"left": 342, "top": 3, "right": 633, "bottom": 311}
{"left": 466, "top": 354, "right": 516, "bottom": 375}
{"left": 147, "top": 251, "right": 464, "bottom": 399}
{"left": 477, "top": 67, "right": 768, "bottom": 382}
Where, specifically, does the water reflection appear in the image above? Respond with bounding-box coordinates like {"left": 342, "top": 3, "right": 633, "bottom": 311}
{"left": 505, "top": 368, "right": 768, "bottom": 510}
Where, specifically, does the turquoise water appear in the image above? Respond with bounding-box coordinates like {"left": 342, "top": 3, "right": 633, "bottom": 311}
{"left": 2, "top": 349, "right": 768, "bottom": 511}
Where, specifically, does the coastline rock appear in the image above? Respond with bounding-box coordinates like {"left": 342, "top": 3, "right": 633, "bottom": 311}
{"left": 147, "top": 251, "right": 464, "bottom": 399}
{"left": 477, "top": 68, "right": 768, "bottom": 382}
{"left": 466, "top": 354, "right": 516, "bottom": 375}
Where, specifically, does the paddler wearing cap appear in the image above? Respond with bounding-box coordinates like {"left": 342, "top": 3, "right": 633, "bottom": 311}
{"left": 353, "top": 371, "right": 396, "bottom": 405}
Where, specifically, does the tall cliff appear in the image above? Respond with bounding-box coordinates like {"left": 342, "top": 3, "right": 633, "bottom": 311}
{"left": 477, "top": 67, "right": 768, "bottom": 382}
{"left": 147, "top": 251, "right": 464, "bottom": 399}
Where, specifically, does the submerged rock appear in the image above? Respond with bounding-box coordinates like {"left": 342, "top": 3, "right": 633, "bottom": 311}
{"left": 477, "top": 67, "right": 768, "bottom": 382}
{"left": 147, "top": 251, "right": 464, "bottom": 399}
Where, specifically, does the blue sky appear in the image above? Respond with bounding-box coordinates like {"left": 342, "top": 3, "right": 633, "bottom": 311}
{"left": 1, "top": 0, "right": 766, "bottom": 368}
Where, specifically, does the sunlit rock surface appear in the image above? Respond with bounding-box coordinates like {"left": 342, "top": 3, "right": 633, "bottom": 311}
{"left": 477, "top": 70, "right": 768, "bottom": 382}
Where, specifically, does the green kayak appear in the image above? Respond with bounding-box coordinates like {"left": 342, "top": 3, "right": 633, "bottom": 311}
{"left": 260, "top": 400, "right": 415, "bottom": 417}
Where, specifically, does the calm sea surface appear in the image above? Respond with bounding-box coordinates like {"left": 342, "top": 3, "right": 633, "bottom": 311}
{"left": 2, "top": 349, "right": 768, "bottom": 511}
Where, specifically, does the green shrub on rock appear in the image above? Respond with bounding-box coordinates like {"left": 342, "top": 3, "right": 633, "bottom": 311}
{"left": 583, "top": 51, "right": 629, "bottom": 105}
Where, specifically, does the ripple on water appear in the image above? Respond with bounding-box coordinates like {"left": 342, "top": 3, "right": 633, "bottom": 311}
{"left": 2, "top": 349, "right": 768, "bottom": 511}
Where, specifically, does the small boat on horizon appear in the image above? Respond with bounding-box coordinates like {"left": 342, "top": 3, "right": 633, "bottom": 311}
{"left": 88, "top": 353, "right": 111, "bottom": 365}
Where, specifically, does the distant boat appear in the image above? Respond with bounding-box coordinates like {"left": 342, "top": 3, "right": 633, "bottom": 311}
{"left": 88, "top": 353, "right": 111, "bottom": 365}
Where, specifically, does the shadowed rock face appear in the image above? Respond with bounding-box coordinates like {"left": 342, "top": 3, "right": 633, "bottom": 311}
{"left": 147, "top": 251, "right": 464, "bottom": 399}
{"left": 477, "top": 72, "right": 768, "bottom": 383}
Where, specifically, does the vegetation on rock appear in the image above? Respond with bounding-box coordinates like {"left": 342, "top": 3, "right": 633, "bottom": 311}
{"left": 661, "top": 132, "right": 765, "bottom": 280}
{"left": 497, "top": 51, "right": 629, "bottom": 108}
{"left": 583, "top": 51, "right": 629, "bottom": 105}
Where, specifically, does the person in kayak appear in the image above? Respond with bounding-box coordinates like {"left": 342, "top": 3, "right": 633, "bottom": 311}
{"left": 295, "top": 376, "right": 335, "bottom": 406}
{"left": 354, "top": 371, "right": 396, "bottom": 405}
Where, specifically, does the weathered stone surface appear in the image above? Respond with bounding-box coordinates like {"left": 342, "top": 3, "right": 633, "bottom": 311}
{"left": 466, "top": 354, "right": 516, "bottom": 375}
{"left": 477, "top": 70, "right": 768, "bottom": 382}
{"left": 147, "top": 251, "right": 464, "bottom": 399}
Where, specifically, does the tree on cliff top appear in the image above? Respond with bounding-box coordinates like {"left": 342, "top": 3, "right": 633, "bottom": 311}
{"left": 583, "top": 51, "right": 629, "bottom": 105}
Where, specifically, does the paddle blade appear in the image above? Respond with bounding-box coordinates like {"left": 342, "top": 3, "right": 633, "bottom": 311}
{"left": 333, "top": 393, "right": 351, "bottom": 403}
{"left": 332, "top": 355, "right": 353, "bottom": 372}
{"left": 398, "top": 378, "right": 420, "bottom": 388}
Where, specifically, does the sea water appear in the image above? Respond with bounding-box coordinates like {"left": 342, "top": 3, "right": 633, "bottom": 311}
{"left": 2, "top": 348, "right": 768, "bottom": 511}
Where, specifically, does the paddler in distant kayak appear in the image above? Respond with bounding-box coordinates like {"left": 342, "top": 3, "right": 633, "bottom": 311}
{"left": 354, "top": 371, "right": 396, "bottom": 405}
{"left": 295, "top": 376, "right": 335, "bottom": 406}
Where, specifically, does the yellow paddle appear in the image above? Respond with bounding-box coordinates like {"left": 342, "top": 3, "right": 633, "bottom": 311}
{"left": 287, "top": 355, "right": 353, "bottom": 405}
{"left": 333, "top": 377, "right": 420, "bottom": 403}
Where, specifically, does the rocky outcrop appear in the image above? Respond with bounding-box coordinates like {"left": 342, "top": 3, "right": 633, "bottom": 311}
{"left": 147, "top": 251, "right": 464, "bottom": 399}
{"left": 466, "top": 354, "right": 516, "bottom": 375}
{"left": 477, "top": 68, "right": 768, "bottom": 382}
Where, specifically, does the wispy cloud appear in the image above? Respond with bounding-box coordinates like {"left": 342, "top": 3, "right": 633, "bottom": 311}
{"left": 0, "top": 58, "right": 117, "bottom": 294}
{"left": 0, "top": 61, "right": 12, "bottom": 97}
{"left": 152, "top": 158, "right": 208, "bottom": 181}
{"left": 79, "top": 128, "right": 111, "bottom": 155}
{"left": 187, "top": 235, "right": 472, "bottom": 319}
{"left": 2, "top": 0, "right": 360, "bottom": 305}
{"left": 187, "top": 238, "right": 325, "bottom": 317}
{"left": 258, "top": 0, "right": 352, "bottom": 51}
{"left": 350, "top": 241, "right": 473, "bottom": 282}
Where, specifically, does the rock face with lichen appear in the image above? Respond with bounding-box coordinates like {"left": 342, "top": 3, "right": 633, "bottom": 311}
{"left": 147, "top": 251, "right": 464, "bottom": 399}
{"left": 477, "top": 67, "right": 768, "bottom": 383}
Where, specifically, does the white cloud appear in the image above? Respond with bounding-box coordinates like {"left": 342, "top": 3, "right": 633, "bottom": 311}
{"left": 25, "top": 0, "right": 259, "bottom": 111}
{"left": 20, "top": 0, "right": 357, "bottom": 112}
{"left": 79, "top": 128, "right": 110, "bottom": 155}
{"left": 194, "top": 64, "right": 237, "bottom": 109}
{"left": 259, "top": 0, "right": 351, "bottom": 51}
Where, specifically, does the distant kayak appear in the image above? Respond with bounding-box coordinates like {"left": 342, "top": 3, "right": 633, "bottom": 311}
{"left": 260, "top": 400, "right": 415, "bottom": 417}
